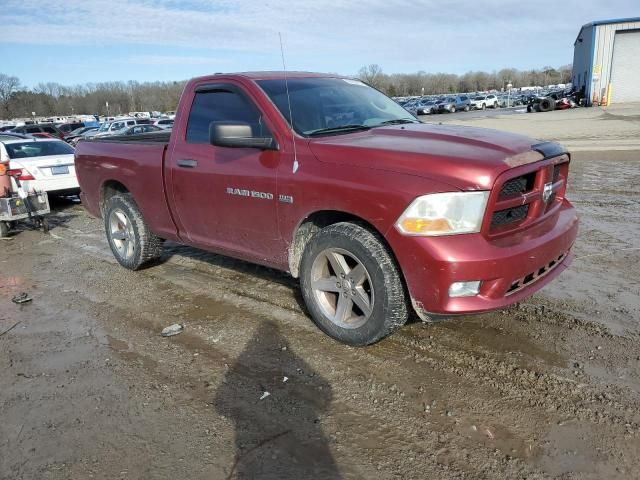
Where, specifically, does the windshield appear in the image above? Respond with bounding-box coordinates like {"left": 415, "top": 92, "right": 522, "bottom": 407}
{"left": 4, "top": 141, "right": 75, "bottom": 159}
{"left": 474, "top": 96, "right": 485, "bottom": 100}
{"left": 257, "top": 77, "right": 417, "bottom": 136}
{"left": 98, "top": 122, "right": 111, "bottom": 132}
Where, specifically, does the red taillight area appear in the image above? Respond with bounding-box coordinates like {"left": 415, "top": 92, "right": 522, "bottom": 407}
{"left": 8, "top": 169, "right": 35, "bottom": 181}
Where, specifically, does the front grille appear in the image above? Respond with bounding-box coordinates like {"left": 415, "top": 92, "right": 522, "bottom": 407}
{"left": 491, "top": 204, "right": 529, "bottom": 227}
{"left": 488, "top": 158, "right": 569, "bottom": 235}
{"left": 499, "top": 172, "right": 536, "bottom": 199}
{"left": 506, "top": 252, "right": 567, "bottom": 295}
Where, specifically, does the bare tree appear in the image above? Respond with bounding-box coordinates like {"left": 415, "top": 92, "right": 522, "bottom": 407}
{"left": 1, "top": 62, "right": 575, "bottom": 120}
{"left": 357, "top": 64, "right": 385, "bottom": 90}
{"left": 0, "top": 74, "right": 21, "bottom": 116}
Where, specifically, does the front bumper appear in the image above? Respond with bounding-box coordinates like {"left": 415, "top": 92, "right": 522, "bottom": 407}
{"left": 386, "top": 199, "right": 578, "bottom": 318}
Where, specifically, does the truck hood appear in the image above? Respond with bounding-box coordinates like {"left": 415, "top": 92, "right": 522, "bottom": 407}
{"left": 308, "top": 123, "right": 546, "bottom": 191}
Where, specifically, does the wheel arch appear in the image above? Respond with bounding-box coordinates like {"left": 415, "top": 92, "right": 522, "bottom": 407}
{"left": 288, "top": 209, "right": 399, "bottom": 280}
{"left": 100, "top": 179, "right": 130, "bottom": 215}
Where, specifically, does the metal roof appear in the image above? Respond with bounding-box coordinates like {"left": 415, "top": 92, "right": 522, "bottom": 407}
{"left": 575, "top": 17, "right": 640, "bottom": 45}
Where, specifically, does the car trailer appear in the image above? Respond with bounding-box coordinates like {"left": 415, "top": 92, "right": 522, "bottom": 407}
{"left": 0, "top": 192, "right": 50, "bottom": 237}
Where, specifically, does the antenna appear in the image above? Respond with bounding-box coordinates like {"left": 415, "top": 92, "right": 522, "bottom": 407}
{"left": 279, "top": 32, "right": 299, "bottom": 173}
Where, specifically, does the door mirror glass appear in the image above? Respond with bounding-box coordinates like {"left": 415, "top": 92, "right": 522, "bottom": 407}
{"left": 209, "top": 122, "right": 277, "bottom": 150}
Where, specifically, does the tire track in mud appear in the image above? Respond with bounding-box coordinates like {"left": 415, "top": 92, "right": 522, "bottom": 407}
{"left": 45, "top": 205, "right": 640, "bottom": 478}
{"left": 38, "top": 225, "right": 543, "bottom": 478}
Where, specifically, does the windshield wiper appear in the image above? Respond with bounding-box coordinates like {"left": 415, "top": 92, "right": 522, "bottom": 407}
{"left": 307, "top": 124, "right": 371, "bottom": 137}
{"left": 375, "top": 119, "right": 420, "bottom": 126}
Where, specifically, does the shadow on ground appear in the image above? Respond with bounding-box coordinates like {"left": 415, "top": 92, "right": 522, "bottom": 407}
{"left": 214, "top": 320, "right": 341, "bottom": 479}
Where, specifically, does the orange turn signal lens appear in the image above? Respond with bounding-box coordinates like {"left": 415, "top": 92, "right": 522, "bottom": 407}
{"left": 400, "top": 218, "right": 451, "bottom": 234}
{"left": 0, "top": 164, "right": 7, "bottom": 175}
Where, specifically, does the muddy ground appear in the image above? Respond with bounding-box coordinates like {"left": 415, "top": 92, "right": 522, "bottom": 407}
{"left": 1, "top": 149, "right": 639, "bottom": 479}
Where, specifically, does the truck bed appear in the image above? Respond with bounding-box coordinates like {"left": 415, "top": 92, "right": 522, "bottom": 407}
{"left": 75, "top": 134, "right": 178, "bottom": 240}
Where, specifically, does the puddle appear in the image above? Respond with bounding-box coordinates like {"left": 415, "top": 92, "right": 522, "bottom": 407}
{"left": 537, "top": 423, "right": 621, "bottom": 478}
{"left": 107, "top": 335, "right": 158, "bottom": 372}
{"left": 454, "top": 417, "right": 537, "bottom": 460}
{"left": 435, "top": 313, "right": 566, "bottom": 368}
{"left": 582, "top": 362, "right": 640, "bottom": 394}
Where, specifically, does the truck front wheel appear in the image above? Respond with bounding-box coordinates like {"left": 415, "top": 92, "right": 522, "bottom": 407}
{"left": 300, "top": 222, "right": 408, "bottom": 346}
{"left": 104, "top": 193, "right": 163, "bottom": 270}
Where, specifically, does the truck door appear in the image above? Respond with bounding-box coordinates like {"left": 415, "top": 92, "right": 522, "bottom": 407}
{"left": 168, "top": 84, "right": 281, "bottom": 260}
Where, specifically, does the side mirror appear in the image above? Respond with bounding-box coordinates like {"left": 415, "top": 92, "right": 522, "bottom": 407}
{"left": 209, "top": 122, "right": 277, "bottom": 150}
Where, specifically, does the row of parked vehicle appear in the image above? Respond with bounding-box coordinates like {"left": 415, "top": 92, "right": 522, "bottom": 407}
{"left": 396, "top": 92, "right": 528, "bottom": 115}
{"left": 0, "top": 116, "right": 174, "bottom": 146}
{"left": 0, "top": 115, "right": 175, "bottom": 200}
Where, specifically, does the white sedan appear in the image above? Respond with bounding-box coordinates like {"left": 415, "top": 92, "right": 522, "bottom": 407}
{"left": 0, "top": 138, "right": 79, "bottom": 195}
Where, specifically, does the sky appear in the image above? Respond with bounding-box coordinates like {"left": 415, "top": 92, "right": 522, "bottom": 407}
{"left": 1, "top": 0, "right": 638, "bottom": 88}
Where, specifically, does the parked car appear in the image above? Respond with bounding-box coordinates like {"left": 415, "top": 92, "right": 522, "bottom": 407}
{"left": 10, "top": 123, "right": 65, "bottom": 140}
{"left": 66, "top": 127, "right": 99, "bottom": 145}
{"left": 114, "top": 124, "right": 164, "bottom": 136}
{"left": 0, "top": 133, "right": 30, "bottom": 141}
{"left": 0, "top": 125, "right": 17, "bottom": 132}
{"left": 93, "top": 118, "right": 146, "bottom": 138}
{"left": 437, "top": 95, "right": 471, "bottom": 113}
{"left": 153, "top": 118, "right": 174, "bottom": 129}
{"left": 470, "top": 95, "right": 490, "bottom": 110}
{"left": 29, "top": 132, "right": 58, "bottom": 139}
{"left": 415, "top": 99, "right": 438, "bottom": 115}
{"left": 76, "top": 72, "right": 577, "bottom": 346}
{"left": 0, "top": 138, "right": 79, "bottom": 195}
{"left": 58, "top": 121, "right": 99, "bottom": 136}
{"left": 484, "top": 94, "right": 499, "bottom": 108}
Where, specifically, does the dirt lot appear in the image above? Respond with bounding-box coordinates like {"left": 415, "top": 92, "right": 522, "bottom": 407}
{"left": 1, "top": 112, "right": 640, "bottom": 479}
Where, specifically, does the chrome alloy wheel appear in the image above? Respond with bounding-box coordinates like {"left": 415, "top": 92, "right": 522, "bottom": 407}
{"left": 109, "top": 208, "right": 135, "bottom": 260}
{"left": 310, "top": 248, "right": 374, "bottom": 329}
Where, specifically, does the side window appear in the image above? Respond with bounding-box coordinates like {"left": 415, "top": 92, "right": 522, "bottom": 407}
{"left": 186, "top": 89, "right": 267, "bottom": 144}
{"left": 26, "top": 126, "right": 40, "bottom": 133}
{"left": 43, "top": 126, "right": 57, "bottom": 134}
{"left": 127, "top": 121, "right": 135, "bottom": 126}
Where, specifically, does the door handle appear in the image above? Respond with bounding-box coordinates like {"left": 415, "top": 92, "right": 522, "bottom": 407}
{"left": 177, "top": 158, "right": 198, "bottom": 168}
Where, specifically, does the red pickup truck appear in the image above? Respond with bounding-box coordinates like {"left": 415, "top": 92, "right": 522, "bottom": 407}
{"left": 75, "top": 72, "right": 578, "bottom": 345}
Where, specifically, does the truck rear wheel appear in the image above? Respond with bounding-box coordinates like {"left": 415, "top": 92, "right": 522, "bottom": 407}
{"left": 104, "top": 193, "right": 163, "bottom": 270}
{"left": 300, "top": 222, "right": 408, "bottom": 346}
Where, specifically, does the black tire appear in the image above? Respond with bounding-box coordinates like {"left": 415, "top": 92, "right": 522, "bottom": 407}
{"left": 0, "top": 221, "right": 8, "bottom": 238}
{"left": 41, "top": 217, "right": 49, "bottom": 233}
{"left": 300, "top": 222, "right": 408, "bottom": 346}
{"left": 464, "top": 105, "right": 470, "bottom": 112}
{"left": 104, "top": 193, "right": 163, "bottom": 270}
{"left": 538, "top": 98, "right": 556, "bottom": 112}
{"left": 481, "top": 103, "right": 486, "bottom": 110}
{"left": 527, "top": 104, "right": 533, "bottom": 113}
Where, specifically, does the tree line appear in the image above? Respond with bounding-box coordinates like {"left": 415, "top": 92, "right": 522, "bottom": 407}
{"left": 1, "top": 64, "right": 572, "bottom": 119}
{"left": 357, "top": 64, "right": 573, "bottom": 96}
{"left": 0, "top": 73, "right": 185, "bottom": 120}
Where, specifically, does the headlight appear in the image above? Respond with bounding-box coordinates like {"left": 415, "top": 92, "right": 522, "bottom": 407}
{"left": 395, "top": 191, "right": 489, "bottom": 236}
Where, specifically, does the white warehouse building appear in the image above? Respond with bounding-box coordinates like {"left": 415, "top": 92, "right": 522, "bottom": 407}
{"left": 572, "top": 17, "right": 640, "bottom": 106}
